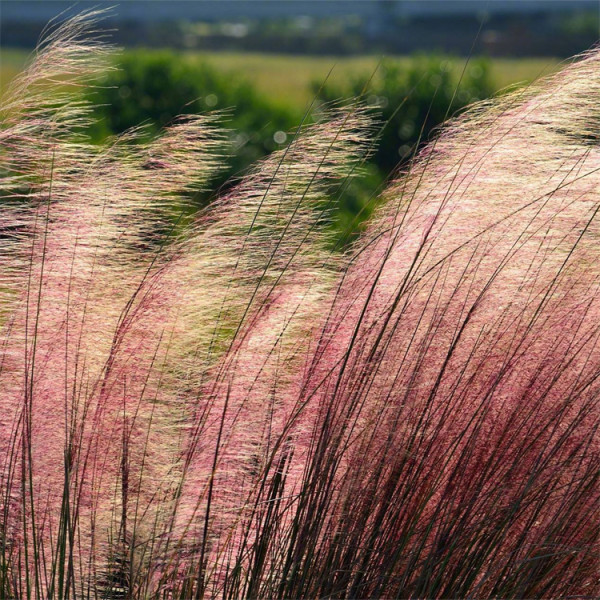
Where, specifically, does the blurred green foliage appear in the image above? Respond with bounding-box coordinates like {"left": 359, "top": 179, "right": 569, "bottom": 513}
{"left": 86, "top": 51, "right": 496, "bottom": 244}
{"left": 88, "top": 50, "right": 301, "bottom": 200}
{"left": 560, "top": 11, "right": 600, "bottom": 39}
{"left": 314, "top": 55, "right": 495, "bottom": 173}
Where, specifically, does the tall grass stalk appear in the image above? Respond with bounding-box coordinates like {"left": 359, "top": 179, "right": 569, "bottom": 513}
{"left": 0, "top": 13, "right": 598, "bottom": 599}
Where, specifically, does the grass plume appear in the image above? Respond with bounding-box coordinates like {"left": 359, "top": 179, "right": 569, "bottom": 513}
{"left": 0, "top": 13, "right": 598, "bottom": 599}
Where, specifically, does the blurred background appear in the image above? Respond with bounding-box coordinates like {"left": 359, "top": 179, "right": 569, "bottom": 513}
{"left": 1, "top": 0, "right": 598, "bottom": 241}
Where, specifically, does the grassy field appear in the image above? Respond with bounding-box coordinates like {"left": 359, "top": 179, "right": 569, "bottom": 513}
{"left": 1, "top": 48, "right": 563, "bottom": 109}
{"left": 188, "top": 52, "right": 563, "bottom": 107}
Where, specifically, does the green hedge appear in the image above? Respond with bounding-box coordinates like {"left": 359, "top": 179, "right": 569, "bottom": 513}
{"left": 313, "top": 55, "right": 495, "bottom": 173}
{"left": 88, "top": 50, "right": 302, "bottom": 201}
{"left": 87, "top": 52, "right": 496, "bottom": 242}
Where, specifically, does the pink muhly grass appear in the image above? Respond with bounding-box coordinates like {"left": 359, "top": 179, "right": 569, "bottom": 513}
{"left": 0, "top": 12, "right": 598, "bottom": 599}
{"left": 272, "top": 50, "right": 600, "bottom": 599}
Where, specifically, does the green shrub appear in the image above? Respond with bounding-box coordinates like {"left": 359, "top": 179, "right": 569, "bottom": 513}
{"left": 88, "top": 50, "right": 301, "bottom": 199}
{"left": 314, "top": 55, "right": 495, "bottom": 174}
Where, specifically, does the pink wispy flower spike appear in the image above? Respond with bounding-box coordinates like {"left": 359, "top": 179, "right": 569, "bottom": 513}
{"left": 277, "top": 50, "right": 600, "bottom": 598}
{"left": 0, "top": 15, "right": 228, "bottom": 595}
{"left": 0, "top": 12, "right": 371, "bottom": 596}
{"left": 155, "top": 109, "right": 373, "bottom": 592}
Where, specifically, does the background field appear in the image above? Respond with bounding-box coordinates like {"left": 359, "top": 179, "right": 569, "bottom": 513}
{"left": 1, "top": 49, "right": 562, "bottom": 109}
{"left": 190, "top": 53, "right": 561, "bottom": 107}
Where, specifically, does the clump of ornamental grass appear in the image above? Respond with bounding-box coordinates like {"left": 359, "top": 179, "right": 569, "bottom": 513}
{"left": 1, "top": 12, "right": 598, "bottom": 599}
